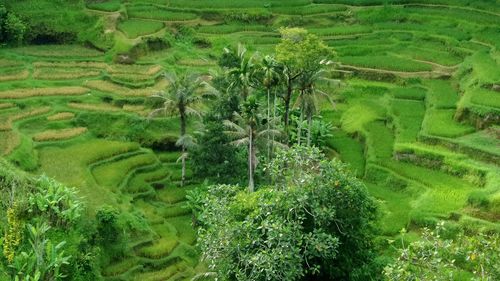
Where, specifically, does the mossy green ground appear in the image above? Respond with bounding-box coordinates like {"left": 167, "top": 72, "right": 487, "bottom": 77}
{"left": 1, "top": 0, "right": 499, "bottom": 279}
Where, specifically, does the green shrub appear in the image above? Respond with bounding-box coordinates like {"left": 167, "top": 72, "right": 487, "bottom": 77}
{"left": 467, "top": 191, "right": 490, "bottom": 209}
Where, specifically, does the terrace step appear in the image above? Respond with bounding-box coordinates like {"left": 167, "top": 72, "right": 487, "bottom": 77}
{"left": 87, "top": 149, "right": 144, "bottom": 170}
{"left": 419, "top": 131, "right": 500, "bottom": 164}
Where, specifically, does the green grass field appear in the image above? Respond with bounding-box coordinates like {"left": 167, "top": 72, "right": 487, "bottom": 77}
{"left": 0, "top": 0, "right": 499, "bottom": 279}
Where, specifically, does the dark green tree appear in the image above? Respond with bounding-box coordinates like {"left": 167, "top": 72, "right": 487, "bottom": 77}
{"left": 193, "top": 146, "right": 378, "bottom": 280}
{"left": 191, "top": 79, "right": 247, "bottom": 185}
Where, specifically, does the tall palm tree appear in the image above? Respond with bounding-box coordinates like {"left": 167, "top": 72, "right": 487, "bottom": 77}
{"left": 281, "top": 64, "right": 302, "bottom": 143}
{"left": 295, "top": 60, "right": 334, "bottom": 146}
{"left": 150, "top": 73, "right": 215, "bottom": 186}
{"left": 223, "top": 96, "right": 283, "bottom": 192}
{"left": 257, "top": 55, "right": 280, "bottom": 160}
{"left": 227, "top": 44, "right": 256, "bottom": 101}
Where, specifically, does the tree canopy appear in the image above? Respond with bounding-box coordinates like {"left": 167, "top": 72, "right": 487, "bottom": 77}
{"left": 193, "top": 146, "right": 378, "bottom": 281}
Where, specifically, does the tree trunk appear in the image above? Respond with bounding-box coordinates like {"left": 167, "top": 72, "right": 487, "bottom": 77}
{"left": 180, "top": 110, "right": 186, "bottom": 187}
{"left": 181, "top": 146, "right": 186, "bottom": 187}
{"left": 283, "top": 78, "right": 293, "bottom": 144}
{"left": 248, "top": 127, "right": 254, "bottom": 192}
{"left": 307, "top": 114, "right": 312, "bottom": 147}
{"left": 272, "top": 92, "right": 277, "bottom": 155}
{"left": 297, "top": 110, "right": 303, "bottom": 146}
{"left": 267, "top": 87, "right": 271, "bottom": 161}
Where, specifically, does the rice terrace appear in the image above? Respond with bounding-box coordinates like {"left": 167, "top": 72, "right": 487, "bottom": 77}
{"left": 0, "top": 0, "right": 499, "bottom": 280}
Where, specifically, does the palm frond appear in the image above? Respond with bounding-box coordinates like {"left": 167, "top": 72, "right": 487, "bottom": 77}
{"left": 148, "top": 107, "right": 168, "bottom": 118}
{"left": 185, "top": 106, "right": 202, "bottom": 119}
{"left": 191, "top": 272, "right": 217, "bottom": 281}
{"left": 223, "top": 119, "right": 246, "bottom": 135}
{"left": 230, "top": 137, "right": 250, "bottom": 147}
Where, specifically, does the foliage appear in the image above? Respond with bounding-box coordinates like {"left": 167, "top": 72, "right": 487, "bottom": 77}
{"left": 95, "top": 206, "right": 121, "bottom": 246}
{"left": 27, "top": 176, "right": 83, "bottom": 227}
{"left": 384, "top": 222, "right": 500, "bottom": 281}
{"left": 11, "top": 222, "right": 71, "bottom": 281}
{"left": 0, "top": 161, "right": 100, "bottom": 281}
{"left": 224, "top": 96, "right": 283, "bottom": 191}
{"left": 195, "top": 146, "right": 378, "bottom": 280}
{"left": 3, "top": 205, "right": 22, "bottom": 264}
{"left": 0, "top": 5, "right": 26, "bottom": 45}
{"left": 191, "top": 82, "right": 247, "bottom": 184}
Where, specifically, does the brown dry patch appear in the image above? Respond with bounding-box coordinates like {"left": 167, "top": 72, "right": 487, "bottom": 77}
{"left": 68, "top": 102, "right": 121, "bottom": 112}
{"left": 33, "top": 68, "right": 101, "bottom": 80}
{"left": 0, "top": 87, "right": 89, "bottom": 99}
{"left": 0, "top": 70, "right": 29, "bottom": 82}
{"left": 0, "top": 130, "right": 21, "bottom": 155}
{"left": 0, "top": 103, "right": 15, "bottom": 109}
{"left": 33, "top": 127, "right": 88, "bottom": 142}
{"left": 47, "top": 112, "right": 75, "bottom": 121}
{"left": 84, "top": 79, "right": 168, "bottom": 97}
{"left": 0, "top": 107, "right": 51, "bottom": 131}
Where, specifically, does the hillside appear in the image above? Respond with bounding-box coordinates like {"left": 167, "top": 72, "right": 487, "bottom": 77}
{"left": 0, "top": 0, "right": 499, "bottom": 280}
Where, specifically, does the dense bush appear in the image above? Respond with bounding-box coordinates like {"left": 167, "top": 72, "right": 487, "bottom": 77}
{"left": 191, "top": 87, "right": 247, "bottom": 184}
{"left": 385, "top": 222, "right": 500, "bottom": 280}
{"left": 0, "top": 5, "right": 26, "bottom": 45}
{"left": 193, "top": 146, "right": 379, "bottom": 280}
{"left": 0, "top": 160, "right": 101, "bottom": 281}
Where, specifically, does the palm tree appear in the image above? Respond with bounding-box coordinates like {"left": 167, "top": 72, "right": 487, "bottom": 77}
{"left": 295, "top": 60, "right": 334, "bottom": 146}
{"left": 150, "top": 73, "right": 215, "bottom": 186}
{"left": 223, "top": 96, "right": 283, "bottom": 192}
{"left": 226, "top": 44, "right": 256, "bottom": 101}
{"left": 281, "top": 64, "right": 302, "bottom": 143}
{"left": 257, "top": 55, "right": 280, "bottom": 159}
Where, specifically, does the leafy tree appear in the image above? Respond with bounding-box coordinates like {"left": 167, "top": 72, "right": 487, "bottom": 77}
{"left": 193, "top": 146, "right": 378, "bottom": 280}
{"left": 0, "top": 5, "right": 26, "bottom": 45}
{"left": 150, "top": 73, "right": 215, "bottom": 186}
{"left": 384, "top": 222, "right": 500, "bottom": 281}
{"left": 4, "top": 13, "right": 26, "bottom": 44}
{"left": 191, "top": 79, "right": 247, "bottom": 184}
{"left": 275, "top": 28, "right": 333, "bottom": 141}
{"left": 223, "top": 96, "right": 283, "bottom": 192}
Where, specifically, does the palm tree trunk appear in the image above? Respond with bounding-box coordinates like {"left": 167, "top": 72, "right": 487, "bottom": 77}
{"left": 267, "top": 87, "right": 271, "bottom": 161}
{"left": 272, "top": 91, "right": 277, "bottom": 155}
{"left": 297, "top": 110, "right": 303, "bottom": 146}
{"left": 283, "top": 78, "right": 292, "bottom": 144}
{"left": 248, "top": 128, "right": 254, "bottom": 192}
{"left": 180, "top": 110, "right": 186, "bottom": 187}
{"left": 307, "top": 114, "right": 312, "bottom": 146}
{"left": 181, "top": 146, "right": 186, "bottom": 187}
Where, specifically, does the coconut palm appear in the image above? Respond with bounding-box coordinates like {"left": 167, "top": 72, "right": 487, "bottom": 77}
{"left": 256, "top": 55, "right": 280, "bottom": 159}
{"left": 226, "top": 44, "right": 256, "bottom": 101}
{"left": 150, "top": 73, "right": 216, "bottom": 186}
{"left": 295, "top": 60, "right": 334, "bottom": 146}
{"left": 223, "top": 96, "right": 284, "bottom": 192}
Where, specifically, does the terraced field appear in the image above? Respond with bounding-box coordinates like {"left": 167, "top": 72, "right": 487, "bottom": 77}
{"left": 1, "top": 0, "right": 499, "bottom": 279}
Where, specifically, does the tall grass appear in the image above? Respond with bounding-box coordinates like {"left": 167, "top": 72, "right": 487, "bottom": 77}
{"left": 0, "top": 87, "right": 89, "bottom": 99}
{"left": 33, "top": 127, "right": 88, "bottom": 142}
